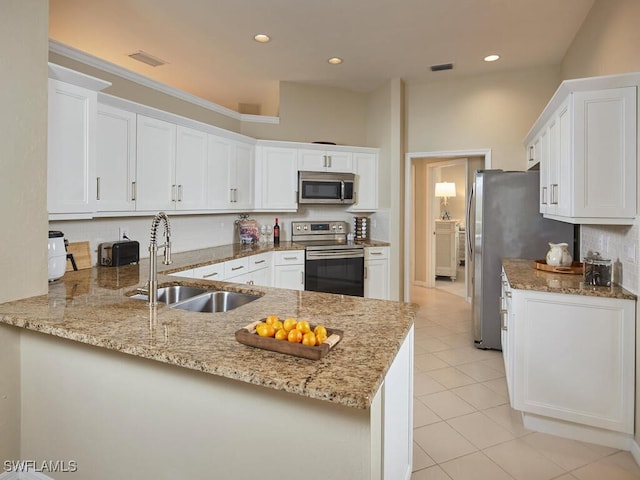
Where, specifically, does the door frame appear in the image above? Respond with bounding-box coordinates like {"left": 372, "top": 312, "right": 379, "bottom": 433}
{"left": 404, "top": 149, "right": 491, "bottom": 303}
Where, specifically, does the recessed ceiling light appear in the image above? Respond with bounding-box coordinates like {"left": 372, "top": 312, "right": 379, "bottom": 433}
{"left": 254, "top": 34, "right": 270, "bottom": 43}
{"left": 484, "top": 54, "right": 500, "bottom": 62}
{"left": 128, "top": 50, "right": 167, "bottom": 67}
{"left": 328, "top": 57, "right": 343, "bottom": 65}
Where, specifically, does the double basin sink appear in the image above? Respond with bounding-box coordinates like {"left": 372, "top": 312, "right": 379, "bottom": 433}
{"left": 132, "top": 285, "right": 261, "bottom": 313}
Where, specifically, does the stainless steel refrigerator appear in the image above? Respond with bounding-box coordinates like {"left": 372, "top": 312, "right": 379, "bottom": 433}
{"left": 468, "top": 170, "right": 575, "bottom": 350}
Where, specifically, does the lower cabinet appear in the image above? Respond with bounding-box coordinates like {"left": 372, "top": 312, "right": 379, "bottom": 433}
{"left": 434, "top": 220, "right": 459, "bottom": 280}
{"left": 503, "top": 273, "right": 635, "bottom": 435}
{"left": 365, "top": 247, "right": 389, "bottom": 300}
{"left": 273, "top": 250, "right": 305, "bottom": 291}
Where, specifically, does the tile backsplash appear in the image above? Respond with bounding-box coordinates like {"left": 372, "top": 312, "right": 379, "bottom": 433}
{"left": 581, "top": 223, "right": 639, "bottom": 294}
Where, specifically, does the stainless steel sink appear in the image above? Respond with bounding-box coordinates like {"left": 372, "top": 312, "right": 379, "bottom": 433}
{"left": 131, "top": 285, "right": 208, "bottom": 305}
{"left": 172, "top": 291, "right": 260, "bottom": 313}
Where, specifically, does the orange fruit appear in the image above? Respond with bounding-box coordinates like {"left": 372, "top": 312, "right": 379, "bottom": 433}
{"left": 283, "top": 318, "right": 297, "bottom": 332}
{"left": 313, "top": 325, "right": 327, "bottom": 338}
{"left": 296, "top": 320, "right": 311, "bottom": 334}
{"left": 315, "top": 333, "right": 328, "bottom": 345}
{"left": 287, "top": 329, "right": 303, "bottom": 343}
{"left": 256, "top": 323, "right": 269, "bottom": 337}
{"left": 302, "top": 332, "right": 316, "bottom": 346}
{"left": 275, "top": 328, "right": 288, "bottom": 341}
{"left": 265, "top": 315, "right": 279, "bottom": 326}
{"left": 272, "top": 320, "right": 284, "bottom": 331}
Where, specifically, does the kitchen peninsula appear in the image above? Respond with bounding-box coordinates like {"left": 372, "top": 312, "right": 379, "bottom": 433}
{"left": 0, "top": 248, "right": 415, "bottom": 480}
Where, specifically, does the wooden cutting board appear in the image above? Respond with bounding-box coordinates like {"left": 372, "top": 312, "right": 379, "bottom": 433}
{"left": 66, "top": 241, "right": 92, "bottom": 271}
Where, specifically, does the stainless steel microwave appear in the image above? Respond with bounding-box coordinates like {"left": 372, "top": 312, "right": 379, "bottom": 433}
{"left": 298, "top": 171, "right": 356, "bottom": 204}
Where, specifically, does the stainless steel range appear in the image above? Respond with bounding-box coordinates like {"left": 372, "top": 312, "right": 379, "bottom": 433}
{"left": 291, "top": 221, "right": 364, "bottom": 297}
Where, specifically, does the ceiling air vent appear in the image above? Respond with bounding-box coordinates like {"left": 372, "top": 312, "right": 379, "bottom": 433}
{"left": 128, "top": 50, "right": 168, "bottom": 67}
{"left": 430, "top": 63, "right": 453, "bottom": 72}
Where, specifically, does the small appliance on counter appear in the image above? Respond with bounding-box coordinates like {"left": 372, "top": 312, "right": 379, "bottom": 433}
{"left": 98, "top": 240, "right": 140, "bottom": 267}
{"left": 48, "top": 230, "right": 67, "bottom": 281}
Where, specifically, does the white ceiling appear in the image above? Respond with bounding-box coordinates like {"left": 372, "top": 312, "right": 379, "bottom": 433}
{"left": 49, "top": 0, "right": 595, "bottom": 116}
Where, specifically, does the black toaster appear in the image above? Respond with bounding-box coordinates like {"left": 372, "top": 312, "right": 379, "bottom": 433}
{"left": 98, "top": 240, "right": 140, "bottom": 267}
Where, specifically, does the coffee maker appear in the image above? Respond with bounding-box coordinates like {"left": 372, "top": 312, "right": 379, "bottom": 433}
{"left": 48, "top": 230, "right": 66, "bottom": 281}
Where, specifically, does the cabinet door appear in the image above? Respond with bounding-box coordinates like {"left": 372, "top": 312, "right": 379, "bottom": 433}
{"left": 365, "top": 259, "right": 389, "bottom": 300}
{"left": 96, "top": 104, "right": 136, "bottom": 212}
{"left": 537, "top": 130, "right": 549, "bottom": 214}
{"left": 207, "top": 135, "right": 233, "bottom": 209}
{"left": 274, "top": 265, "right": 305, "bottom": 291}
{"left": 47, "top": 79, "right": 97, "bottom": 214}
{"left": 136, "top": 115, "right": 176, "bottom": 211}
{"left": 248, "top": 266, "right": 272, "bottom": 287}
{"left": 231, "top": 142, "right": 254, "bottom": 209}
{"left": 348, "top": 152, "right": 378, "bottom": 212}
{"left": 324, "top": 150, "right": 353, "bottom": 172}
{"left": 256, "top": 146, "right": 298, "bottom": 210}
{"left": 192, "top": 263, "right": 224, "bottom": 281}
{"left": 434, "top": 221, "right": 457, "bottom": 279}
{"left": 298, "top": 149, "right": 353, "bottom": 172}
{"left": 512, "top": 290, "right": 635, "bottom": 433}
{"left": 175, "top": 126, "right": 208, "bottom": 210}
{"left": 555, "top": 101, "right": 572, "bottom": 217}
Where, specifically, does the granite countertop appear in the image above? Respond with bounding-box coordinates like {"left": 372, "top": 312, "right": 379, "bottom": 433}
{"left": 502, "top": 258, "right": 637, "bottom": 300}
{"left": 0, "top": 249, "right": 414, "bottom": 410}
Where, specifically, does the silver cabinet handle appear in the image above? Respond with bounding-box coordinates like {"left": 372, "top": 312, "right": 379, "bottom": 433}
{"left": 96, "top": 177, "right": 101, "bottom": 200}
{"left": 541, "top": 186, "right": 547, "bottom": 205}
{"left": 254, "top": 259, "right": 265, "bottom": 265}
{"left": 231, "top": 265, "right": 245, "bottom": 271}
{"left": 370, "top": 252, "right": 383, "bottom": 256}
{"left": 328, "top": 155, "right": 332, "bottom": 168}
{"left": 364, "top": 266, "right": 368, "bottom": 279}
{"left": 284, "top": 256, "right": 298, "bottom": 261}
{"left": 300, "top": 271, "right": 304, "bottom": 285}
{"left": 505, "top": 291, "right": 512, "bottom": 298}
{"left": 551, "top": 184, "right": 559, "bottom": 205}
{"left": 529, "top": 145, "right": 534, "bottom": 162}
{"left": 500, "top": 309, "right": 508, "bottom": 331}
{"left": 178, "top": 185, "right": 183, "bottom": 202}
{"left": 131, "top": 181, "right": 136, "bottom": 201}
{"left": 323, "top": 155, "right": 328, "bottom": 168}
{"left": 229, "top": 188, "right": 234, "bottom": 203}
{"left": 171, "top": 184, "right": 177, "bottom": 202}
{"left": 203, "top": 271, "right": 219, "bottom": 278}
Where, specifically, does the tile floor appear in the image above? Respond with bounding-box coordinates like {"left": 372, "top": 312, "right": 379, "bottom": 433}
{"left": 410, "top": 285, "right": 640, "bottom": 480}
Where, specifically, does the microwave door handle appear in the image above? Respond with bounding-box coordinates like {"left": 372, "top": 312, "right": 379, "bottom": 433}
{"left": 340, "top": 181, "right": 345, "bottom": 201}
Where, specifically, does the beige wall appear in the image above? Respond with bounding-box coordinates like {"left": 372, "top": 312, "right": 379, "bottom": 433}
{"left": 561, "top": 0, "right": 640, "bottom": 80}
{"left": 0, "top": 0, "right": 49, "bottom": 462}
{"left": 405, "top": 66, "right": 561, "bottom": 171}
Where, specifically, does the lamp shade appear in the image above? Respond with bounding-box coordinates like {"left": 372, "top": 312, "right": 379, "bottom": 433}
{"left": 435, "top": 182, "right": 456, "bottom": 198}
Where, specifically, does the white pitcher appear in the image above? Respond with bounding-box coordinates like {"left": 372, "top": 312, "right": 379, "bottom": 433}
{"left": 546, "top": 242, "right": 572, "bottom": 267}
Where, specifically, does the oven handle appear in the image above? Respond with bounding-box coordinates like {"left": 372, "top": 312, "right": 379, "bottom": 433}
{"left": 306, "top": 250, "right": 364, "bottom": 260}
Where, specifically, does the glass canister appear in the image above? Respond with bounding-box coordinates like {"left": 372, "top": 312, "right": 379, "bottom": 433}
{"left": 584, "top": 252, "right": 612, "bottom": 287}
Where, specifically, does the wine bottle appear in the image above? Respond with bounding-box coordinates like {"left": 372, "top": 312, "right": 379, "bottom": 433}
{"left": 273, "top": 218, "right": 280, "bottom": 246}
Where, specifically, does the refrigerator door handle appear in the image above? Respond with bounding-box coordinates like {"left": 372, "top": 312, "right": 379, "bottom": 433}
{"left": 466, "top": 182, "right": 474, "bottom": 257}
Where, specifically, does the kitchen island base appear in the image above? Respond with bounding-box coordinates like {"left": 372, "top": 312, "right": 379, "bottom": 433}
{"left": 14, "top": 325, "right": 413, "bottom": 480}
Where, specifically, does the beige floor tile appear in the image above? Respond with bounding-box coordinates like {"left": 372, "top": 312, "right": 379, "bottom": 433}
{"left": 420, "top": 325, "right": 459, "bottom": 338}
{"left": 580, "top": 441, "right": 620, "bottom": 458}
{"left": 411, "top": 465, "right": 453, "bottom": 480}
{"left": 440, "top": 451, "right": 514, "bottom": 480}
{"left": 414, "top": 421, "right": 477, "bottom": 464}
{"left": 434, "top": 346, "right": 495, "bottom": 366}
{"left": 439, "top": 333, "right": 474, "bottom": 348}
{"left": 414, "top": 370, "right": 448, "bottom": 396}
{"left": 482, "top": 404, "right": 530, "bottom": 437}
{"left": 572, "top": 451, "right": 640, "bottom": 480}
{"left": 451, "top": 383, "right": 507, "bottom": 410}
{"left": 481, "top": 377, "right": 509, "bottom": 398}
{"left": 552, "top": 474, "right": 580, "bottom": 480}
{"left": 415, "top": 352, "right": 451, "bottom": 371}
{"left": 414, "top": 399, "right": 442, "bottom": 427}
{"left": 413, "top": 442, "right": 436, "bottom": 471}
{"left": 447, "top": 411, "right": 515, "bottom": 449}
{"left": 426, "top": 367, "right": 476, "bottom": 389}
{"left": 479, "top": 357, "right": 506, "bottom": 374}
{"left": 456, "top": 361, "right": 505, "bottom": 382}
{"left": 416, "top": 337, "right": 453, "bottom": 353}
{"left": 419, "top": 390, "right": 477, "bottom": 420}
{"left": 521, "top": 432, "right": 609, "bottom": 471}
{"left": 484, "top": 438, "right": 566, "bottom": 480}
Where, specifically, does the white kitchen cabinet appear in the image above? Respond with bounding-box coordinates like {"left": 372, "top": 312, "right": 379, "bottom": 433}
{"left": 434, "top": 220, "right": 459, "bottom": 280}
{"left": 298, "top": 148, "right": 353, "bottom": 173}
{"left": 254, "top": 145, "right": 298, "bottom": 211}
{"left": 175, "top": 126, "right": 208, "bottom": 211}
{"left": 526, "top": 74, "right": 638, "bottom": 224}
{"left": 192, "top": 263, "right": 224, "bottom": 281}
{"left": 208, "top": 135, "right": 254, "bottom": 210}
{"left": 169, "top": 269, "right": 194, "bottom": 279}
{"left": 348, "top": 152, "right": 379, "bottom": 212}
{"left": 96, "top": 104, "right": 137, "bottom": 212}
{"left": 273, "top": 250, "right": 305, "bottom": 291}
{"left": 364, "top": 246, "right": 389, "bottom": 300}
{"left": 47, "top": 79, "right": 100, "bottom": 217}
{"left": 508, "top": 286, "right": 635, "bottom": 435}
{"left": 499, "top": 269, "right": 514, "bottom": 405}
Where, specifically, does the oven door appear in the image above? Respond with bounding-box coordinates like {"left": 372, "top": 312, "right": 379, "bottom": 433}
{"left": 305, "top": 248, "right": 364, "bottom": 297}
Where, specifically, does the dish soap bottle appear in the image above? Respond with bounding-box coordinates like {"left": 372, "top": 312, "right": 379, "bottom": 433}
{"left": 273, "top": 218, "right": 280, "bottom": 246}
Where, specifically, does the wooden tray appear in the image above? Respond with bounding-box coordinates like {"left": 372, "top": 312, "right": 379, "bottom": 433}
{"left": 235, "top": 320, "right": 343, "bottom": 360}
{"left": 533, "top": 259, "right": 584, "bottom": 275}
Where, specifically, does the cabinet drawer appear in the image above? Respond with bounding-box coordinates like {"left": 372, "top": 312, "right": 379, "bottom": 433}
{"left": 365, "top": 247, "right": 388, "bottom": 260}
{"left": 274, "top": 250, "right": 304, "bottom": 266}
{"left": 224, "top": 257, "right": 250, "bottom": 278}
{"left": 192, "top": 263, "right": 224, "bottom": 280}
{"left": 248, "top": 252, "right": 271, "bottom": 272}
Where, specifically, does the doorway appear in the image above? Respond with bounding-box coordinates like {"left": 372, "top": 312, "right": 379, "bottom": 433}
{"left": 404, "top": 149, "right": 491, "bottom": 303}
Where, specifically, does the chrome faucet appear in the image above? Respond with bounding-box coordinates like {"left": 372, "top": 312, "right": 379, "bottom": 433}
{"left": 148, "top": 211, "right": 172, "bottom": 306}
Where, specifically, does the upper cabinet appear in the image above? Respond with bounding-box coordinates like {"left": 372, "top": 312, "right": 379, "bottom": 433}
{"left": 348, "top": 152, "right": 379, "bottom": 212}
{"left": 254, "top": 144, "right": 299, "bottom": 211}
{"left": 47, "top": 64, "right": 110, "bottom": 219}
{"left": 298, "top": 149, "right": 353, "bottom": 173}
{"left": 525, "top": 74, "right": 639, "bottom": 225}
{"left": 208, "top": 136, "right": 254, "bottom": 210}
